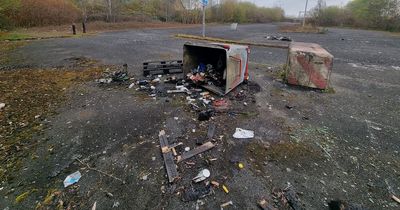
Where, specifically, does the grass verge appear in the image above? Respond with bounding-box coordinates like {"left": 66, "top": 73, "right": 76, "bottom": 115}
{"left": 0, "top": 61, "right": 102, "bottom": 182}
{"left": 0, "top": 42, "right": 27, "bottom": 64}
{"left": 1, "top": 21, "right": 196, "bottom": 41}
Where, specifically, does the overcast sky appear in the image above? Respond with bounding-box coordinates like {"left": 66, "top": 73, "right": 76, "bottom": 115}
{"left": 252, "top": 0, "right": 352, "bottom": 17}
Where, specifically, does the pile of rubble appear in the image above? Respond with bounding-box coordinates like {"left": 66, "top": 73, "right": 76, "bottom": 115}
{"left": 117, "top": 63, "right": 233, "bottom": 121}
{"left": 94, "top": 63, "right": 259, "bottom": 205}
{"left": 187, "top": 63, "right": 225, "bottom": 88}
{"left": 96, "top": 64, "right": 130, "bottom": 84}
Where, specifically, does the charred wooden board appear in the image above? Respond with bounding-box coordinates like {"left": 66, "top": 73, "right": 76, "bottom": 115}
{"left": 159, "top": 130, "right": 179, "bottom": 182}
{"left": 177, "top": 142, "right": 215, "bottom": 163}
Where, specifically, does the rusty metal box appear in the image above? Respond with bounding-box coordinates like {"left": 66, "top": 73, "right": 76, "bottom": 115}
{"left": 183, "top": 42, "right": 249, "bottom": 95}
{"left": 286, "top": 42, "right": 333, "bottom": 89}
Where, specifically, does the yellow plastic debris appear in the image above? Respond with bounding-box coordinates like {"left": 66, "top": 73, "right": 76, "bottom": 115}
{"left": 222, "top": 185, "right": 229, "bottom": 194}
{"left": 238, "top": 163, "right": 244, "bottom": 169}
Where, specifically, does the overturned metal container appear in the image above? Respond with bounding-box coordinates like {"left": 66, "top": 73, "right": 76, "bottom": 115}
{"left": 286, "top": 42, "right": 333, "bottom": 89}
{"left": 183, "top": 42, "right": 250, "bottom": 95}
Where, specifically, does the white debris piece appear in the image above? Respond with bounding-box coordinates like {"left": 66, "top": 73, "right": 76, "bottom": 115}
{"left": 192, "top": 169, "right": 210, "bottom": 183}
{"left": 233, "top": 128, "right": 254, "bottom": 139}
{"left": 0, "top": 103, "right": 5, "bottom": 110}
{"left": 63, "top": 171, "right": 81, "bottom": 187}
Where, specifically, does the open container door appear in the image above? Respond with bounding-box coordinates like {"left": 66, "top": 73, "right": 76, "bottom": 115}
{"left": 226, "top": 55, "right": 242, "bottom": 94}
{"left": 183, "top": 42, "right": 249, "bottom": 95}
{"left": 225, "top": 45, "right": 249, "bottom": 94}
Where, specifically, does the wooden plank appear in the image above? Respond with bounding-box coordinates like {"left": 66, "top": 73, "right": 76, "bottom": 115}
{"left": 177, "top": 142, "right": 215, "bottom": 163}
{"left": 159, "top": 130, "right": 179, "bottom": 183}
{"left": 201, "top": 84, "right": 225, "bottom": 96}
{"left": 144, "top": 65, "right": 182, "bottom": 70}
{"left": 143, "top": 68, "right": 183, "bottom": 76}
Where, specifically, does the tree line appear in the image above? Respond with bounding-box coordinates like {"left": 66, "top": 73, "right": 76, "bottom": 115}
{"left": 0, "top": 0, "right": 284, "bottom": 29}
{"left": 310, "top": 0, "right": 400, "bottom": 31}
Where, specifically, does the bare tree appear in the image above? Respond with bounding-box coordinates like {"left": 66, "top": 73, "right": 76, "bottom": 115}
{"left": 106, "top": 0, "right": 112, "bottom": 22}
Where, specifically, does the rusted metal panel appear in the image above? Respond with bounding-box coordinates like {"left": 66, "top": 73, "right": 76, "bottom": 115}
{"left": 286, "top": 42, "right": 333, "bottom": 89}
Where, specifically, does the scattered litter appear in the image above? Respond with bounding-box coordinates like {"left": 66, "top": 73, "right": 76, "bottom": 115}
{"left": 220, "top": 201, "right": 233, "bottom": 209}
{"left": 182, "top": 185, "right": 211, "bottom": 202}
{"left": 238, "top": 163, "right": 244, "bottom": 169}
{"left": 258, "top": 199, "right": 277, "bottom": 210}
{"left": 97, "top": 64, "right": 130, "bottom": 84}
{"left": 285, "top": 105, "right": 294, "bottom": 110}
{"left": 284, "top": 186, "right": 304, "bottom": 210}
{"left": 184, "top": 147, "right": 191, "bottom": 152}
{"left": 128, "top": 83, "right": 135, "bottom": 89}
{"left": 91, "top": 201, "right": 97, "bottom": 210}
{"left": 151, "top": 157, "right": 156, "bottom": 161}
{"left": 63, "top": 171, "right": 81, "bottom": 187}
{"left": 328, "top": 200, "right": 369, "bottom": 210}
{"left": 213, "top": 99, "right": 230, "bottom": 112}
{"left": 0, "top": 103, "right": 5, "bottom": 110}
{"left": 152, "top": 78, "right": 160, "bottom": 83}
{"left": 198, "top": 110, "right": 213, "bottom": 121}
{"left": 211, "top": 181, "right": 220, "bottom": 187}
{"left": 272, "top": 185, "right": 305, "bottom": 210}
{"left": 392, "top": 195, "right": 400, "bottom": 204}
{"left": 137, "top": 80, "right": 148, "bottom": 86}
{"left": 142, "top": 173, "right": 150, "bottom": 181}
{"left": 233, "top": 128, "right": 254, "bottom": 139}
{"left": 266, "top": 35, "right": 292, "bottom": 42}
{"left": 161, "top": 186, "right": 166, "bottom": 194}
{"left": 112, "top": 201, "right": 120, "bottom": 208}
{"left": 196, "top": 200, "right": 205, "bottom": 210}
{"left": 193, "top": 169, "right": 211, "bottom": 183}
{"left": 97, "top": 78, "right": 112, "bottom": 84}
{"left": 222, "top": 185, "right": 229, "bottom": 194}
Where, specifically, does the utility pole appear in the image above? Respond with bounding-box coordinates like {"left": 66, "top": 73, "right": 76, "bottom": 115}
{"left": 302, "top": 0, "right": 309, "bottom": 27}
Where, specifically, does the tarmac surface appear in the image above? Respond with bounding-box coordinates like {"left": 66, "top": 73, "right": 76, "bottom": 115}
{"left": 1, "top": 23, "right": 400, "bottom": 209}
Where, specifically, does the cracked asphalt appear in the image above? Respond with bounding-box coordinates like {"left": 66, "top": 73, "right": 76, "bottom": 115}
{"left": 1, "top": 23, "right": 400, "bottom": 210}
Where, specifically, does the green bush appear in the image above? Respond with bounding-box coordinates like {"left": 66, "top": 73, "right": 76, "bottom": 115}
{"left": 310, "top": 0, "right": 400, "bottom": 31}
